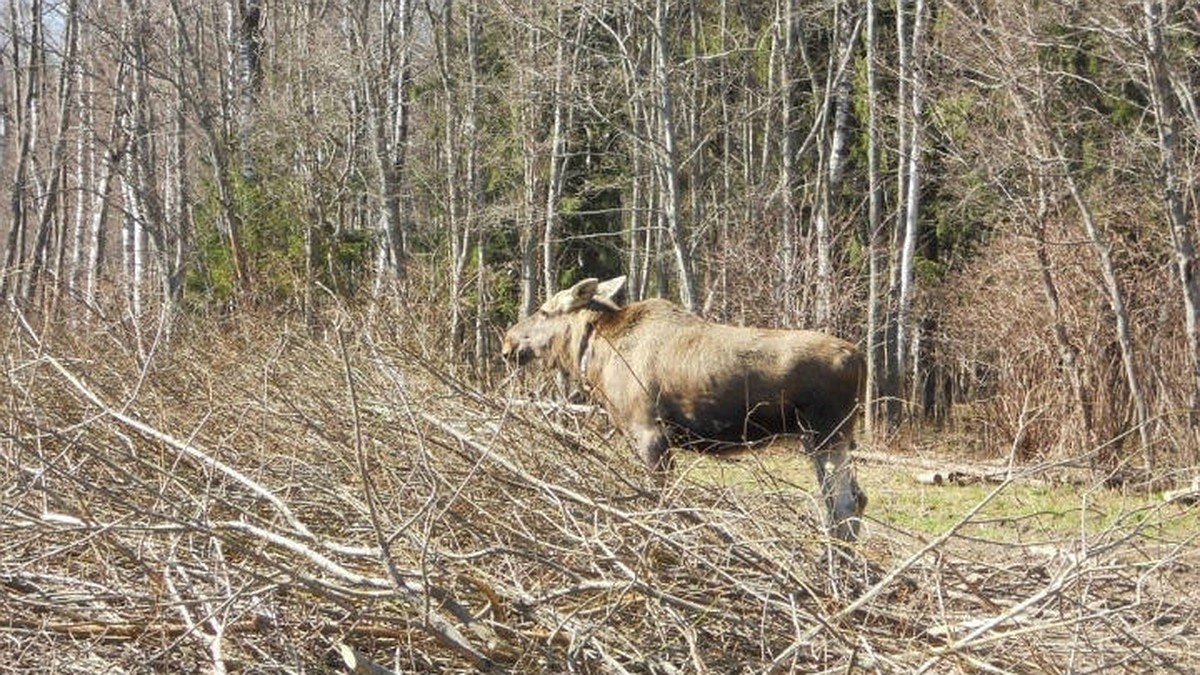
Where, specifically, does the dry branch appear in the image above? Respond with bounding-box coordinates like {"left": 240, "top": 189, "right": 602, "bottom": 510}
{"left": 3, "top": 311, "right": 1196, "bottom": 672}
{"left": 38, "top": 350, "right": 319, "bottom": 542}
{"left": 338, "top": 642, "right": 396, "bottom": 675}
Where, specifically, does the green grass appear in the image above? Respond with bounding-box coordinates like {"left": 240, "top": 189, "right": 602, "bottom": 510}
{"left": 681, "top": 448, "right": 1194, "bottom": 546}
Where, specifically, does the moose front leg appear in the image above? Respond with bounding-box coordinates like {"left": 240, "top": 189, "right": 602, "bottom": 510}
{"left": 632, "top": 425, "right": 674, "bottom": 475}
{"left": 811, "top": 439, "right": 867, "bottom": 541}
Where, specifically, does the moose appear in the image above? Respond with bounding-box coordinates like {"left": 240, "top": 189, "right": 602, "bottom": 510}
{"left": 502, "top": 276, "right": 867, "bottom": 540}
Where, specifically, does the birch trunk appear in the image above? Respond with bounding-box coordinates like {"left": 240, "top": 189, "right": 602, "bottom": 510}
{"left": 236, "top": 0, "right": 262, "bottom": 183}
{"left": 776, "top": 0, "right": 798, "bottom": 324}
{"left": 894, "top": 0, "right": 927, "bottom": 423}
{"left": 68, "top": 16, "right": 91, "bottom": 296}
{"left": 863, "top": 0, "right": 883, "bottom": 441}
{"left": 2, "top": 0, "right": 40, "bottom": 302}
{"left": 1143, "top": 0, "right": 1200, "bottom": 421}
{"left": 882, "top": 0, "right": 912, "bottom": 428}
{"left": 466, "top": 0, "right": 484, "bottom": 372}
{"left": 652, "top": 0, "right": 697, "bottom": 311}
{"left": 541, "top": 1, "right": 570, "bottom": 300}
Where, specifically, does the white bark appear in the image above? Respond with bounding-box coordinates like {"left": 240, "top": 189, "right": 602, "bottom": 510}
{"left": 652, "top": 0, "right": 697, "bottom": 312}
{"left": 894, "top": 0, "right": 927, "bottom": 418}
{"left": 1143, "top": 0, "right": 1200, "bottom": 417}
{"left": 776, "top": 0, "right": 798, "bottom": 323}
{"left": 541, "top": 2, "right": 571, "bottom": 300}
{"left": 863, "top": 0, "right": 882, "bottom": 440}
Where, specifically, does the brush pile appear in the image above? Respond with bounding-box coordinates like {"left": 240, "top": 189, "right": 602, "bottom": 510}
{"left": 2, "top": 309, "right": 1196, "bottom": 672}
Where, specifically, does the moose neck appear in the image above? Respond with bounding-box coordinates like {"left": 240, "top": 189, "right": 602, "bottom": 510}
{"left": 576, "top": 320, "right": 596, "bottom": 380}
{"left": 573, "top": 301, "right": 622, "bottom": 382}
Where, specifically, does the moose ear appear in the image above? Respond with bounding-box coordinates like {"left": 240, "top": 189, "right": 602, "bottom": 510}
{"left": 596, "top": 275, "right": 626, "bottom": 300}
{"left": 543, "top": 278, "right": 599, "bottom": 314}
{"left": 567, "top": 278, "right": 600, "bottom": 310}
{"left": 592, "top": 275, "right": 626, "bottom": 310}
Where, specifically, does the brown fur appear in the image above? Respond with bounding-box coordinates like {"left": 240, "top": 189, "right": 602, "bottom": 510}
{"left": 503, "top": 277, "right": 867, "bottom": 539}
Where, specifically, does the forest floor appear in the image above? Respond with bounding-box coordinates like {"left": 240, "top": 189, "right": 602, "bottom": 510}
{"left": 2, "top": 308, "right": 1197, "bottom": 673}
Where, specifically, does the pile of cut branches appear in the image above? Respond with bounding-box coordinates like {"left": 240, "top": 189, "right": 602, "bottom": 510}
{"left": 2, "top": 310, "right": 1195, "bottom": 672}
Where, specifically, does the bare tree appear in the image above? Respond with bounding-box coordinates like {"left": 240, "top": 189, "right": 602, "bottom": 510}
{"left": 812, "top": 1, "right": 859, "bottom": 330}
{"left": 162, "top": 2, "right": 191, "bottom": 312}
{"left": 775, "top": 0, "right": 799, "bottom": 323}
{"left": 67, "top": 6, "right": 92, "bottom": 299}
{"left": 540, "top": 1, "right": 571, "bottom": 301}
{"left": 2, "top": 0, "right": 44, "bottom": 302}
{"left": 167, "top": 0, "right": 251, "bottom": 294}
{"left": 518, "top": 94, "right": 540, "bottom": 317}
{"left": 20, "top": 0, "right": 82, "bottom": 306}
{"left": 236, "top": 0, "right": 262, "bottom": 183}
{"left": 863, "top": 0, "right": 883, "bottom": 441}
{"left": 651, "top": 0, "right": 697, "bottom": 311}
{"left": 465, "top": 0, "right": 484, "bottom": 372}
{"left": 999, "top": 13, "right": 1154, "bottom": 463}
{"left": 1142, "top": 0, "right": 1200, "bottom": 421}
{"left": 588, "top": 6, "right": 662, "bottom": 303}
{"left": 892, "top": 0, "right": 928, "bottom": 425}
{"left": 82, "top": 7, "right": 131, "bottom": 308}
{"left": 118, "top": 0, "right": 154, "bottom": 323}
{"left": 361, "top": 0, "right": 414, "bottom": 293}
{"left": 1003, "top": 52, "right": 1097, "bottom": 451}
{"left": 1059, "top": 151, "right": 1154, "bottom": 467}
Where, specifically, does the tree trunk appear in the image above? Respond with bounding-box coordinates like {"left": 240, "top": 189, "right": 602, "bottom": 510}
{"left": 893, "top": 0, "right": 928, "bottom": 426}
{"left": 1057, "top": 153, "right": 1155, "bottom": 470}
{"left": 863, "top": 0, "right": 883, "bottom": 442}
{"left": 2, "top": 0, "right": 41, "bottom": 303}
{"left": 23, "top": 0, "right": 79, "bottom": 306}
{"left": 1033, "top": 197, "right": 1094, "bottom": 451}
{"left": 519, "top": 133, "right": 540, "bottom": 317}
{"left": 882, "top": 0, "right": 911, "bottom": 429}
{"left": 777, "top": 0, "right": 798, "bottom": 324}
{"left": 541, "top": 1, "right": 570, "bottom": 300}
{"left": 162, "top": 16, "right": 190, "bottom": 313}
{"left": 85, "top": 92, "right": 126, "bottom": 307}
{"left": 713, "top": 0, "right": 731, "bottom": 320}
{"left": 237, "top": 0, "right": 263, "bottom": 183}
{"left": 626, "top": 45, "right": 647, "bottom": 303}
{"left": 466, "top": 0, "right": 484, "bottom": 372}
{"left": 1143, "top": 0, "right": 1200, "bottom": 421}
{"left": 814, "top": 1, "right": 860, "bottom": 330}
{"left": 68, "top": 14, "right": 91, "bottom": 298}
{"left": 366, "top": 0, "right": 413, "bottom": 293}
{"left": 432, "top": 0, "right": 468, "bottom": 353}
{"left": 652, "top": 0, "right": 697, "bottom": 311}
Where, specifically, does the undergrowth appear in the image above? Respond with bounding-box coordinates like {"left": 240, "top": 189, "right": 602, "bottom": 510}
{"left": 1, "top": 307, "right": 1196, "bottom": 672}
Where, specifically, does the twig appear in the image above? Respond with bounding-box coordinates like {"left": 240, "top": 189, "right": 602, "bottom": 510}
{"left": 338, "top": 642, "right": 397, "bottom": 675}
{"left": 336, "top": 326, "right": 496, "bottom": 670}
{"left": 38, "top": 349, "right": 318, "bottom": 542}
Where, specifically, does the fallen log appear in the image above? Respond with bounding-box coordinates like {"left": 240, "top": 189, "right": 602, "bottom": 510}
{"left": 1163, "top": 477, "right": 1200, "bottom": 505}
{"left": 914, "top": 470, "right": 999, "bottom": 486}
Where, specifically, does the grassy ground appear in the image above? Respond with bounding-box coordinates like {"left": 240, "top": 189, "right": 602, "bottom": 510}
{"left": 684, "top": 445, "right": 1195, "bottom": 550}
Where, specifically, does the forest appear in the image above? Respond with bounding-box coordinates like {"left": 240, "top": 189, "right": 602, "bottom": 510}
{"left": 2, "top": 0, "right": 1198, "bottom": 671}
